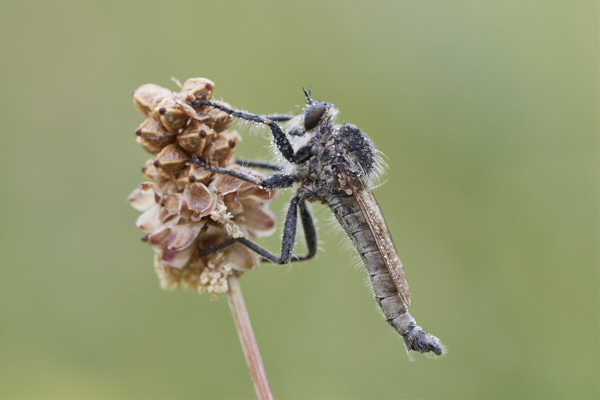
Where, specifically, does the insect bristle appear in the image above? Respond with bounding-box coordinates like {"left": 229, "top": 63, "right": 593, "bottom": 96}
{"left": 369, "top": 147, "right": 388, "bottom": 188}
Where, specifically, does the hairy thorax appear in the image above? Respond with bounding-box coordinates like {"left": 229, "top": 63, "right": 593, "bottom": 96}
{"left": 295, "top": 121, "right": 376, "bottom": 201}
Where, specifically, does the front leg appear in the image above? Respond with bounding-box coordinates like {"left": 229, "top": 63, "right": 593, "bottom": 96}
{"left": 262, "top": 113, "right": 295, "bottom": 122}
{"left": 191, "top": 100, "right": 299, "bottom": 163}
{"left": 235, "top": 160, "right": 283, "bottom": 171}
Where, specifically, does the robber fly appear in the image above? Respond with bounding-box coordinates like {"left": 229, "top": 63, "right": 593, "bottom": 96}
{"left": 190, "top": 90, "right": 444, "bottom": 356}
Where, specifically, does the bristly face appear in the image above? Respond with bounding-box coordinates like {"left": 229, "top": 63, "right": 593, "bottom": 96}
{"left": 304, "top": 101, "right": 328, "bottom": 131}
{"left": 299, "top": 88, "right": 338, "bottom": 133}
{"left": 289, "top": 94, "right": 377, "bottom": 198}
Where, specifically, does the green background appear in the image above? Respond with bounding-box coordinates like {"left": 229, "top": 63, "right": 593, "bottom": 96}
{"left": 1, "top": 1, "right": 597, "bottom": 399}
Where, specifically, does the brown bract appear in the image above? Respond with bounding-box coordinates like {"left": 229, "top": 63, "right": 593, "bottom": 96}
{"left": 129, "top": 78, "right": 277, "bottom": 294}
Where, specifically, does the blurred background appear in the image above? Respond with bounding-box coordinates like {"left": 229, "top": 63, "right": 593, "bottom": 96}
{"left": 0, "top": 1, "right": 597, "bottom": 399}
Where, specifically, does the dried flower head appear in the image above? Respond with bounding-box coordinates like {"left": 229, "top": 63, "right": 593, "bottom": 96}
{"left": 129, "top": 78, "right": 277, "bottom": 294}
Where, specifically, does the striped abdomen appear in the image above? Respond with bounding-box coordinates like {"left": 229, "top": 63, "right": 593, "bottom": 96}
{"left": 327, "top": 193, "right": 444, "bottom": 355}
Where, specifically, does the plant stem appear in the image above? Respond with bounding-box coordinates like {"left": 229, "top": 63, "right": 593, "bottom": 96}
{"left": 227, "top": 275, "right": 273, "bottom": 400}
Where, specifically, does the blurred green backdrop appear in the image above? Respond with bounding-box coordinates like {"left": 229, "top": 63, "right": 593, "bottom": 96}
{"left": 0, "top": 1, "right": 597, "bottom": 399}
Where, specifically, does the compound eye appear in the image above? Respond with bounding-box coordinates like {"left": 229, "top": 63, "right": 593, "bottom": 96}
{"left": 304, "top": 102, "right": 326, "bottom": 131}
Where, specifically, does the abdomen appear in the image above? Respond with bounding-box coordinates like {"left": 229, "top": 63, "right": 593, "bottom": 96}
{"left": 327, "top": 193, "right": 444, "bottom": 355}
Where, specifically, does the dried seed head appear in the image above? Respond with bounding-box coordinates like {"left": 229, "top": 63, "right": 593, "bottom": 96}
{"left": 135, "top": 118, "right": 176, "bottom": 153}
{"left": 202, "top": 130, "right": 241, "bottom": 167}
{"left": 129, "top": 78, "right": 277, "bottom": 294}
{"left": 153, "top": 143, "right": 189, "bottom": 178}
{"left": 181, "top": 77, "right": 214, "bottom": 102}
{"left": 203, "top": 100, "right": 235, "bottom": 132}
{"left": 133, "top": 84, "right": 173, "bottom": 117}
{"left": 177, "top": 121, "right": 215, "bottom": 155}
{"left": 174, "top": 163, "right": 212, "bottom": 189}
{"left": 151, "top": 97, "right": 190, "bottom": 133}
{"left": 141, "top": 158, "right": 167, "bottom": 184}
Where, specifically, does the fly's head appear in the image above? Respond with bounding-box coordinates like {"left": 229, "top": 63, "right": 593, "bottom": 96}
{"left": 289, "top": 90, "right": 377, "bottom": 196}
{"left": 288, "top": 90, "right": 338, "bottom": 138}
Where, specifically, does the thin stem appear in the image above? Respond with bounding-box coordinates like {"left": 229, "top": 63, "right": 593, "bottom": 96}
{"left": 227, "top": 275, "right": 274, "bottom": 400}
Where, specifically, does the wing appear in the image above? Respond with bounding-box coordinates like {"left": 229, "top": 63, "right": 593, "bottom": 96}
{"left": 346, "top": 179, "right": 412, "bottom": 306}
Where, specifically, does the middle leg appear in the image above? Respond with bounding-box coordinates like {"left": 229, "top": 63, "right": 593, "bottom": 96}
{"left": 189, "top": 157, "right": 296, "bottom": 189}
